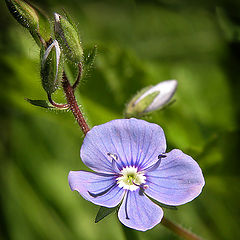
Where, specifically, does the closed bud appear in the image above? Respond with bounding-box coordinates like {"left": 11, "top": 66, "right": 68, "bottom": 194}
{"left": 40, "top": 40, "right": 62, "bottom": 95}
{"left": 54, "top": 13, "right": 83, "bottom": 63}
{"left": 5, "top": 0, "right": 38, "bottom": 30}
{"left": 5, "top": 0, "right": 51, "bottom": 47}
{"left": 125, "top": 80, "right": 178, "bottom": 118}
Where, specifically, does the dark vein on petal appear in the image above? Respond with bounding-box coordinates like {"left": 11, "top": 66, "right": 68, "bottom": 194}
{"left": 136, "top": 125, "right": 146, "bottom": 166}
{"left": 88, "top": 183, "right": 117, "bottom": 198}
{"left": 147, "top": 180, "right": 193, "bottom": 190}
{"left": 140, "top": 144, "right": 159, "bottom": 170}
{"left": 138, "top": 128, "right": 154, "bottom": 168}
{"left": 159, "top": 164, "right": 187, "bottom": 171}
{"left": 118, "top": 125, "right": 129, "bottom": 166}
{"left": 127, "top": 122, "right": 133, "bottom": 166}
{"left": 135, "top": 121, "right": 141, "bottom": 166}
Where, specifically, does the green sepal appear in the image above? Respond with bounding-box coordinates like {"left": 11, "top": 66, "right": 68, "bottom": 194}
{"left": 125, "top": 87, "right": 159, "bottom": 118}
{"left": 25, "top": 98, "right": 68, "bottom": 110}
{"left": 63, "top": 60, "right": 79, "bottom": 84}
{"left": 34, "top": 8, "right": 51, "bottom": 43}
{"left": 40, "top": 40, "right": 63, "bottom": 95}
{"left": 54, "top": 13, "right": 83, "bottom": 63}
{"left": 62, "top": 9, "right": 79, "bottom": 34}
{"left": 95, "top": 206, "right": 118, "bottom": 223}
{"left": 84, "top": 45, "right": 97, "bottom": 66}
{"left": 82, "top": 45, "right": 97, "bottom": 79}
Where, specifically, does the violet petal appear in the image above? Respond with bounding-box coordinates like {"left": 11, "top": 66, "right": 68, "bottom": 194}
{"left": 80, "top": 118, "right": 166, "bottom": 174}
{"left": 118, "top": 190, "right": 163, "bottom": 231}
{"left": 145, "top": 149, "right": 205, "bottom": 206}
{"left": 68, "top": 171, "right": 125, "bottom": 207}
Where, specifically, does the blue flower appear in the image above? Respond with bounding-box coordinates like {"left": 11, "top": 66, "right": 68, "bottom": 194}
{"left": 68, "top": 118, "right": 205, "bottom": 231}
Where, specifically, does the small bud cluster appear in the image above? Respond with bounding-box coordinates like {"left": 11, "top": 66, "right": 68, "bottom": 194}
{"left": 6, "top": 0, "right": 178, "bottom": 118}
{"left": 5, "top": 0, "right": 94, "bottom": 111}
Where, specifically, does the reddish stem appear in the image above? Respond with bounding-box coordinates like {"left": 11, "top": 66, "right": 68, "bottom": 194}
{"left": 62, "top": 71, "right": 90, "bottom": 135}
{"left": 161, "top": 217, "right": 203, "bottom": 240}
{"left": 47, "top": 94, "right": 69, "bottom": 109}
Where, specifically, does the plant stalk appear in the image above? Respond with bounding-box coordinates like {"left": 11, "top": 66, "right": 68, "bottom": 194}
{"left": 161, "top": 216, "right": 203, "bottom": 240}
{"left": 62, "top": 71, "right": 90, "bottom": 135}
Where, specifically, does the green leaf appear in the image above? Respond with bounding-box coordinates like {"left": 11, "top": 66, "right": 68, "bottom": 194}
{"left": 84, "top": 45, "right": 97, "bottom": 67}
{"left": 25, "top": 98, "right": 54, "bottom": 109}
{"left": 95, "top": 206, "right": 117, "bottom": 223}
{"left": 25, "top": 98, "right": 68, "bottom": 110}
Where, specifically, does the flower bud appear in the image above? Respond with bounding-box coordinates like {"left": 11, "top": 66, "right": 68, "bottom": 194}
{"left": 40, "top": 40, "right": 62, "bottom": 95}
{"left": 54, "top": 13, "right": 83, "bottom": 63}
{"left": 125, "top": 80, "right": 178, "bottom": 118}
{"left": 5, "top": 0, "right": 38, "bottom": 30}
{"left": 5, "top": 0, "right": 51, "bottom": 47}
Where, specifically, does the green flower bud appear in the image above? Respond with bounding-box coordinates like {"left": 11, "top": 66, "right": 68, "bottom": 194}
{"left": 54, "top": 13, "right": 83, "bottom": 63}
{"left": 125, "top": 80, "right": 178, "bottom": 118}
{"left": 5, "top": 0, "right": 51, "bottom": 47}
{"left": 40, "top": 40, "right": 62, "bottom": 95}
{"left": 5, "top": 0, "right": 38, "bottom": 30}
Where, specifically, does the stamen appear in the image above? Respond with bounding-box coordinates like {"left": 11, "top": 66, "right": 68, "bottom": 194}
{"left": 142, "top": 184, "right": 149, "bottom": 189}
{"left": 107, "top": 152, "right": 121, "bottom": 172}
{"left": 158, "top": 153, "right": 167, "bottom": 159}
{"left": 143, "top": 153, "right": 166, "bottom": 172}
{"left": 107, "top": 152, "right": 118, "bottom": 161}
{"left": 130, "top": 178, "right": 140, "bottom": 187}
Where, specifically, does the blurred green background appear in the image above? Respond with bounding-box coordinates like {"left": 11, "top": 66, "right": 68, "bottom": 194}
{"left": 1, "top": 0, "right": 240, "bottom": 239}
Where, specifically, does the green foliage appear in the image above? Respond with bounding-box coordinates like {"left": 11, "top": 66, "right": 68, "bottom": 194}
{"left": 95, "top": 206, "right": 118, "bottom": 223}
{"left": 26, "top": 98, "right": 54, "bottom": 109}
{"left": 25, "top": 98, "right": 68, "bottom": 110}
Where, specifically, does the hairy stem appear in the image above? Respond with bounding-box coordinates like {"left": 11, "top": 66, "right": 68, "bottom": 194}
{"left": 161, "top": 217, "right": 203, "bottom": 240}
{"left": 62, "top": 71, "right": 90, "bottom": 135}
{"left": 72, "top": 63, "right": 82, "bottom": 90}
{"left": 47, "top": 94, "right": 69, "bottom": 109}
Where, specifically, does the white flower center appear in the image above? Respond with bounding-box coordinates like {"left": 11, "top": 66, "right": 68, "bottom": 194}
{"left": 117, "top": 166, "right": 146, "bottom": 191}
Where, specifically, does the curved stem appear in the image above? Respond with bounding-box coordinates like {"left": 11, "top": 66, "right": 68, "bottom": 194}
{"left": 62, "top": 71, "right": 90, "bottom": 135}
{"left": 161, "top": 217, "right": 203, "bottom": 240}
{"left": 47, "top": 94, "right": 69, "bottom": 109}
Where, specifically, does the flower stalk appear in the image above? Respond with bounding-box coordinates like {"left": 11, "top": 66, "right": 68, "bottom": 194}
{"left": 161, "top": 217, "right": 203, "bottom": 240}
{"left": 61, "top": 71, "right": 90, "bottom": 135}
